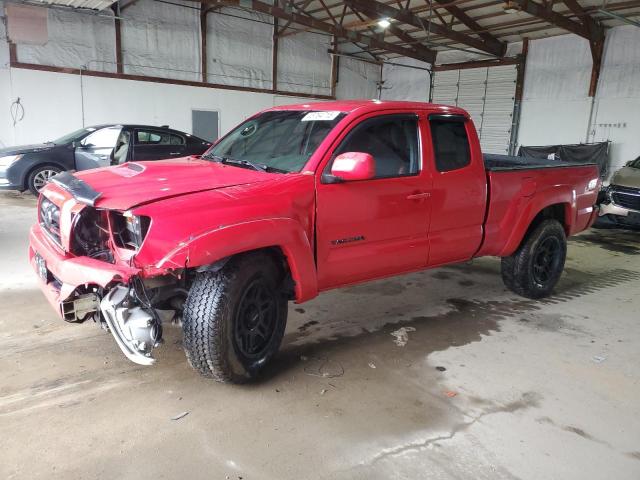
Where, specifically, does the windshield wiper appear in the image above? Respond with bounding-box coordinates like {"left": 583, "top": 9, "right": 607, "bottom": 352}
{"left": 221, "top": 157, "right": 268, "bottom": 172}
{"left": 204, "top": 154, "right": 287, "bottom": 173}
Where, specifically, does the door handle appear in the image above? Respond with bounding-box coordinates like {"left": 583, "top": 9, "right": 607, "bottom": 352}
{"left": 407, "top": 192, "right": 431, "bottom": 200}
{"left": 169, "top": 151, "right": 182, "bottom": 155}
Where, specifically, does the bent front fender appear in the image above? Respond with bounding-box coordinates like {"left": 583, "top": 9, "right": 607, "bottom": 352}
{"left": 150, "top": 218, "right": 318, "bottom": 302}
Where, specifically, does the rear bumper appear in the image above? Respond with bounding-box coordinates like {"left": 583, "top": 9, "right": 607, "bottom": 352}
{"left": 29, "top": 224, "right": 140, "bottom": 318}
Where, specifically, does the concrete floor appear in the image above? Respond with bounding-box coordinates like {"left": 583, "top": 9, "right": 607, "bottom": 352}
{"left": 1, "top": 190, "right": 639, "bottom": 480}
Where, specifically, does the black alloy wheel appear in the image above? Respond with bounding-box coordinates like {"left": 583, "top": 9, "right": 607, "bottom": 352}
{"left": 233, "top": 278, "right": 278, "bottom": 359}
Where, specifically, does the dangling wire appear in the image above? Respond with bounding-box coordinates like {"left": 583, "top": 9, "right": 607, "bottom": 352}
{"left": 10, "top": 97, "right": 24, "bottom": 126}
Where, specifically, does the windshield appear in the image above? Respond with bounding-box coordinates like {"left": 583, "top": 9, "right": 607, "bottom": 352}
{"left": 628, "top": 156, "right": 640, "bottom": 169}
{"left": 205, "top": 110, "right": 346, "bottom": 173}
{"left": 52, "top": 127, "right": 97, "bottom": 145}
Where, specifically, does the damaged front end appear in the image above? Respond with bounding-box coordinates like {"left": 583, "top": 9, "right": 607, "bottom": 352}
{"left": 99, "top": 284, "right": 168, "bottom": 366}
{"left": 32, "top": 179, "right": 187, "bottom": 367}
{"left": 58, "top": 275, "right": 184, "bottom": 366}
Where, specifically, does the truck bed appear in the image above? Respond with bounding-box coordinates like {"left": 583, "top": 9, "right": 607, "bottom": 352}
{"left": 483, "top": 153, "right": 597, "bottom": 171}
{"left": 476, "top": 156, "right": 600, "bottom": 258}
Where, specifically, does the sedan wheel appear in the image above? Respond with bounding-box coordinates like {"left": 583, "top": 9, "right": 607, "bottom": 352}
{"left": 28, "top": 166, "right": 62, "bottom": 195}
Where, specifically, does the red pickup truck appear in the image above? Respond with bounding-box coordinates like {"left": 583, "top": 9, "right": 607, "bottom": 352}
{"left": 30, "top": 100, "right": 600, "bottom": 383}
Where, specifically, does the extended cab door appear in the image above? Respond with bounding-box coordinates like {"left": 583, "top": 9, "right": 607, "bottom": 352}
{"left": 132, "top": 129, "right": 187, "bottom": 161}
{"left": 425, "top": 114, "right": 487, "bottom": 266}
{"left": 315, "top": 112, "right": 433, "bottom": 290}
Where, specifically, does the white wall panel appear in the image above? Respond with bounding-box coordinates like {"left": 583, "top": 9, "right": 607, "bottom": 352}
{"left": 597, "top": 25, "right": 640, "bottom": 99}
{"left": 2, "top": 68, "right": 277, "bottom": 147}
{"left": 15, "top": 7, "right": 116, "bottom": 72}
{"left": 381, "top": 57, "right": 431, "bottom": 101}
{"left": 590, "top": 26, "right": 640, "bottom": 173}
{"left": 277, "top": 31, "right": 331, "bottom": 96}
{"left": 517, "top": 34, "right": 593, "bottom": 150}
{"left": 2, "top": 68, "right": 84, "bottom": 146}
{"left": 590, "top": 98, "right": 640, "bottom": 174}
{"left": 206, "top": 8, "right": 273, "bottom": 89}
{"left": 523, "top": 34, "right": 591, "bottom": 100}
{"left": 518, "top": 99, "right": 592, "bottom": 147}
{"left": 0, "top": 70, "right": 13, "bottom": 148}
{"left": 120, "top": 0, "right": 199, "bottom": 81}
{"left": 335, "top": 56, "right": 379, "bottom": 100}
{"left": 518, "top": 27, "right": 640, "bottom": 177}
{"left": 272, "top": 95, "right": 326, "bottom": 106}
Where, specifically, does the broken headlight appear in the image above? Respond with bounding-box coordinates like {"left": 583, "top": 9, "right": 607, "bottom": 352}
{"left": 71, "top": 207, "right": 113, "bottom": 261}
{"left": 111, "top": 212, "right": 151, "bottom": 250}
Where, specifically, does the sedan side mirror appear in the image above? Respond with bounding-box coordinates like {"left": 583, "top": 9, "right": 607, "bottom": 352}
{"left": 327, "top": 152, "right": 376, "bottom": 183}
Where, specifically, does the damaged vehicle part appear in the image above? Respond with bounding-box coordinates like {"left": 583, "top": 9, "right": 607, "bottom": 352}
{"left": 596, "top": 155, "right": 640, "bottom": 229}
{"left": 99, "top": 283, "right": 167, "bottom": 366}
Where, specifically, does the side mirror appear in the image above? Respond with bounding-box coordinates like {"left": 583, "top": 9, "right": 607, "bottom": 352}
{"left": 328, "top": 152, "right": 375, "bottom": 182}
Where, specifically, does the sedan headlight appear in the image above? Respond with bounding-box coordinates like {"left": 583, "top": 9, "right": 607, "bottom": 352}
{"left": 0, "top": 154, "right": 22, "bottom": 167}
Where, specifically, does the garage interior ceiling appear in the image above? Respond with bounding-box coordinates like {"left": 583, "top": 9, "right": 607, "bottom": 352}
{"left": 205, "top": 0, "right": 640, "bottom": 64}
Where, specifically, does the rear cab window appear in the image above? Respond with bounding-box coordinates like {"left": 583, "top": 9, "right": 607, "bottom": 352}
{"left": 428, "top": 115, "right": 471, "bottom": 172}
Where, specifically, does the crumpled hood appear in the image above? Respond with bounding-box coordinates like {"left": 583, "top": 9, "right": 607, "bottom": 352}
{"left": 0, "top": 143, "right": 54, "bottom": 156}
{"left": 74, "top": 157, "right": 274, "bottom": 210}
{"left": 611, "top": 166, "right": 640, "bottom": 189}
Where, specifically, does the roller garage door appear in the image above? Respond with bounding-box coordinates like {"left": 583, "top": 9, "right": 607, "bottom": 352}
{"left": 431, "top": 64, "right": 517, "bottom": 154}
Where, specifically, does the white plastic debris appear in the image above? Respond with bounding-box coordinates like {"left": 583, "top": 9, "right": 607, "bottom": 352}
{"left": 368, "top": 362, "right": 376, "bottom": 369}
{"left": 171, "top": 411, "right": 189, "bottom": 421}
{"left": 391, "top": 327, "right": 416, "bottom": 347}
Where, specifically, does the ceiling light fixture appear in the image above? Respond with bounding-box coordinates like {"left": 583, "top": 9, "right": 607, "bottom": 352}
{"left": 378, "top": 18, "right": 391, "bottom": 29}
{"left": 503, "top": 1, "right": 521, "bottom": 13}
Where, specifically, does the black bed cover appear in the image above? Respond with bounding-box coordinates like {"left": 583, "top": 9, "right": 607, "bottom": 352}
{"left": 484, "top": 153, "right": 597, "bottom": 172}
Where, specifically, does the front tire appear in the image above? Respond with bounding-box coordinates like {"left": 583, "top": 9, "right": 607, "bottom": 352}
{"left": 182, "top": 253, "right": 288, "bottom": 383}
{"left": 28, "top": 165, "right": 62, "bottom": 195}
{"left": 501, "top": 219, "right": 567, "bottom": 299}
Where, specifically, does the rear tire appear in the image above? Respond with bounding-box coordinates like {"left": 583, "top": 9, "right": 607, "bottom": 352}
{"left": 28, "top": 165, "right": 62, "bottom": 196}
{"left": 182, "top": 253, "right": 288, "bottom": 383}
{"left": 501, "top": 219, "right": 567, "bottom": 299}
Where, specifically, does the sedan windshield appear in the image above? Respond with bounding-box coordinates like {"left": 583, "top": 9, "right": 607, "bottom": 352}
{"left": 52, "top": 127, "right": 98, "bottom": 145}
{"left": 204, "top": 110, "right": 346, "bottom": 173}
{"left": 628, "top": 156, "right": 640, "bottom": 169}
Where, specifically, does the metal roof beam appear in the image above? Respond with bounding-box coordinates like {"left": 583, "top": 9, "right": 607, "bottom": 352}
{"left": 206, "top": 0, "right": 437, "bottom": 63}
{"left": 344, "top": 0, "right": 506, "bottom": 56}
{"left": 433, "top": 0, "right": 506, "bottom": 55}
{"left": 510, "top": 0, "right": 590, "bottom": 38}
